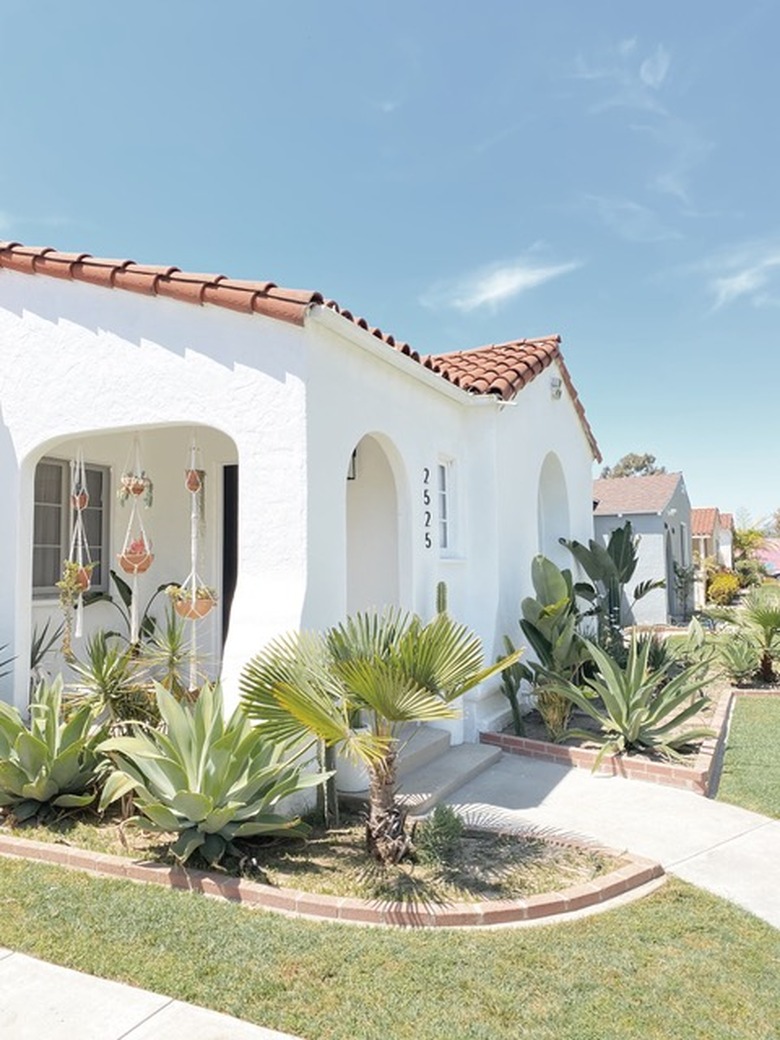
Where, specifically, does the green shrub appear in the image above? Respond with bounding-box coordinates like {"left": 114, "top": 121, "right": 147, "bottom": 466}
{"left": 99, "top": 683, "right": 327, "bottom": 866}
{"left": 707, "top": 572, "right": 741, "bottom": 606}
{"left": 415, "top": 804, "right": 464, "bottom": 865}
{"left": 716, "top": 635, "right": 760, "bottom": 685}
{"left": 0, "top": 677, "right": 106, "bottom": 821}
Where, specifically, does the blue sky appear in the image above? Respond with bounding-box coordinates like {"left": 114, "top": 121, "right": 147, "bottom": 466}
{"left": 2, "top": 1, "right": 777, "bottom": 522}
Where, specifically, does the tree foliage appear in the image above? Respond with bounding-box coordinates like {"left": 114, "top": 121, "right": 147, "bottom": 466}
{"left": 600, "top": 452, "right": 666, "bottom": 479}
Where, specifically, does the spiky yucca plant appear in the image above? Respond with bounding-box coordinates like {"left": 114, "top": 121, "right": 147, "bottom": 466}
{"left": 550, "top": 637, "right": 714, "bottom": 766}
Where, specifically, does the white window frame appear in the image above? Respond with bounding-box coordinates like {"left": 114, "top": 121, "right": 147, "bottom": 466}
{"left": 437, "top": 458, "right": 457, "bottom": 556}
{"left": 33, "top": 457, "right": 110, "bottom": 598}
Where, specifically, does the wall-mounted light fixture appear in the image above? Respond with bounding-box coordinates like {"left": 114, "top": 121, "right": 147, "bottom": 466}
{"left": 347, "top": 449, "right": 357, "bottom": 480}
{"left": 550, "top": 377, "right": 562, "bottom": 400}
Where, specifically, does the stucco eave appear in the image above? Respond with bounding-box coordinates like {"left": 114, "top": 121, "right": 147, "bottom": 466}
{"left": 307, "top": 305, "right": 497, "bottom": 408}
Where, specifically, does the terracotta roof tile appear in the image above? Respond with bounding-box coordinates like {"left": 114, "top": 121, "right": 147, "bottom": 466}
{"left": 691, "top": 508, "right": 719, "bottom": 536}
{"left": 0, "top": 242, "right": 599, "bottom": 458}
{"left": 720, "top": 512, "right": 734, "bottom": 530}
{"left": 593, "top": 473, "right": 683, "bottom": 516}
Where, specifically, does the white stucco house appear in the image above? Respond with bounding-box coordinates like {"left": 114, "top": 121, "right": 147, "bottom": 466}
{"left": 592, "top": 473, "right": 693, "bottom": 626}
{"left": 0, "top": 241, "right": 600, "bottom": 740}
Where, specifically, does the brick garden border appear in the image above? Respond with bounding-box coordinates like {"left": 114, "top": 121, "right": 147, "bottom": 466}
{"left": 480, "top": 683, "right": 737, "bottom": 796}
{"left": 0, "top": 832, "right": 663, "bottom": 929}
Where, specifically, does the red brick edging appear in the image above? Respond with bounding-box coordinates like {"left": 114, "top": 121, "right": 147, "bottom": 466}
{"left": 0, "top": 833, "right": 663, "bottom": 929}
{"left": 481, "top": 684, "right": 736, "bottom": 796}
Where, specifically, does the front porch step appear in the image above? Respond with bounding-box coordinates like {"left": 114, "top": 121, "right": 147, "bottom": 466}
{"left": 396, "top": 725, "right": 451, "bottom": 780}
{"left": 397, "top": 743, "right": 502, "bottom": 817}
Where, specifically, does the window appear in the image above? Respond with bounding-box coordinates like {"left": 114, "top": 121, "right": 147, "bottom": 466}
{"left": 33, "top": 458, "right": 109, "bottom": 597}
{"left": 437, "top": 460, "right": 455, "bottom": 554}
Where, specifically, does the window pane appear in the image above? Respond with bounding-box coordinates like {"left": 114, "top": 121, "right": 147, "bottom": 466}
{"left": 35, "top": 462, "right": 63, "bottom": 504}
{"left": 33, "top": 547, "right": 61, "bottom": 590}
{"left": 34, "top": 504, "right": 62, "bottom": 545}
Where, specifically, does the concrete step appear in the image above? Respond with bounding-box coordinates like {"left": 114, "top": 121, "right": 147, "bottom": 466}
{"left": 397, "top": 743, "right": 502, "bottom": 817}
{"left": 395, "top": 725, "right": 451, "bottom": 780}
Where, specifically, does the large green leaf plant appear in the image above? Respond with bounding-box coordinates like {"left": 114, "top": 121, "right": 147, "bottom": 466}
{"left": 99, "top": 683, "right": 325, "bottom": 866}
{"left": 0, "top": 677, "right": 106, "bottom": 821}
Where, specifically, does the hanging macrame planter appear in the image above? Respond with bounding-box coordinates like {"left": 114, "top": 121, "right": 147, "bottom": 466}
{"left": 64, "top": 449, "right": 94, "bottom": 639}
{"left": 168, "top": 439, "right": 216, "bottom": 693}
{"left": 117, "top": 437, "right": 154, "bottom": 643}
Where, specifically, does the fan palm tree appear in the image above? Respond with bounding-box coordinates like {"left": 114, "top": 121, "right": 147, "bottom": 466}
{"left": 740, "top": 586, "right": 780, "bottom": 682}
{"left": 240, "top": 609, "right": 520, "bottom": 864}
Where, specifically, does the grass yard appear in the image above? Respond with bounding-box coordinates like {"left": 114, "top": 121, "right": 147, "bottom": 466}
{"left": 716, "top": 695, "right": 780, "bottom": 818}
{"left": 0, "top": 859, "right": 777, "bottom": 1040}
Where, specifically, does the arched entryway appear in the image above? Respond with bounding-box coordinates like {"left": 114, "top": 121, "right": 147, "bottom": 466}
{"left": 345, "top": 434, "right": 401, "bottom": 614}
{"left": 537, "top": 452, "right": 570, "bottom": 567}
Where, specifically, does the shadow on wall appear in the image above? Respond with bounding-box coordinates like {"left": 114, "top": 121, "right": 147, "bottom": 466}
{"left": 0, "top": 407, "right": 17, "bottom": 702}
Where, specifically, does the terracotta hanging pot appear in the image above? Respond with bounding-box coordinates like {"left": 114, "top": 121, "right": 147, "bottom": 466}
{"left": 185, "top": 469, "right": 202, "bottom": 494}
{"left": 174, "top": 596, "right": 216, "bottom": 620}
{"left": 75, "top": 566, "right": 92, "bottom": 591}
{"left": 122, "top": 475, "right": 148, "bottom": 497}
{"left": 118, "top": 550, "right": 154, "bottom": 574}
{"left": 71, "top": 491, "right": 89, "bottom": 512}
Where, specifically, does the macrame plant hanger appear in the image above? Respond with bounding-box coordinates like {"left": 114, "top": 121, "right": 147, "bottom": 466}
{"left": 175, "top": 436, "right": 215, "bottom": 694}
{"left": 118, "top": 436, "right": 154, "bottom": 644}
{"left": 68, "top": 448, "right": 92, "bottom": 640}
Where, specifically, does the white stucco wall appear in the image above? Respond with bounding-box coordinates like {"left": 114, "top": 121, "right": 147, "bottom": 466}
{"left": 0, "top": 269, "right": 599, "bottom": 742}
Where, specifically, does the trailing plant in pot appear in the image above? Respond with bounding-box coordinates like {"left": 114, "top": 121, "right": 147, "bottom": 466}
{"left": 118, "top": 471, "right": 153, "bottom": 508}
{"left": 166, "top": 584, "right": 217, "bottom": 620}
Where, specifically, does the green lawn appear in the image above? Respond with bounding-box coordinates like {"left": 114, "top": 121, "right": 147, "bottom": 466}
{"left": 716, "top": 695, "right": 780, "bottom": 818}
{"left": 0, "top": 859, "right": 777, "bottom": 1040}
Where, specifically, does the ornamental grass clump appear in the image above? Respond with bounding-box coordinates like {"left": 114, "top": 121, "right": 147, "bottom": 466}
{"left": 551, "top": 636, "right": 715, "bottom": 766}
{"left": 99, "top": 682, "right": 326, "bottom": 866}
{"left": 0, "top": 677, "right": 106, "bottom": 821}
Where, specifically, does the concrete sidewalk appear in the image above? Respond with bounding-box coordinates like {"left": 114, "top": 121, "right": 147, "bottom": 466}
{"left": 447, "top": 752, "right": 780, "bottom": 929}
{"left": 0, "top": 947, "right": 302, "bottom": 1040}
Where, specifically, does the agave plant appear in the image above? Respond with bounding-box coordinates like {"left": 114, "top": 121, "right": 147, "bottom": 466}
{"left": 550, "top": 637, "right": 714, "bottom": 766}
{"left": 68, "top": 629, "right": 158, "bottom": 731}
{"left": 0, "top": 677, "right": 106, "bottom": 821}
{"left": 99, "top": 683, "right": 324, "bottom": 866}
{"left": 240, "top": 608, "right": 520, "bottom": 865}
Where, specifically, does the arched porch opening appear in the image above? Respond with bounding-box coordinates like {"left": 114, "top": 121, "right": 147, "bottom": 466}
{"left": 536, "top": 452, "right": 570, "bottom": 569}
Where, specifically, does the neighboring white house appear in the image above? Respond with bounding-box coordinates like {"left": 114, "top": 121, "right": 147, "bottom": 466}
{"left": 691, "top": 507, "right": 734, "bottom": 609}
{"left": 592, "top": 473, "right": 693, "bottom": 625}
{"left": 0, "top": 242, "right": 600, "bottom": 740}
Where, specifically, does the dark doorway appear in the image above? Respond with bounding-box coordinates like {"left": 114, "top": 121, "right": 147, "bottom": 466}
{"left": 222, "top": 464, "right": 238, "bottom": 644}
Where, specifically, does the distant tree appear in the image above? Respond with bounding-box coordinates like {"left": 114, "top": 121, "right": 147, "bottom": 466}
{"left": 733, "top": 522, "right": 768, "bottom": 589}
{"left": 770, "top": 508, "right": 780, "bottom": 538}
{"left": 600, "top": 453, "right": 666, "bottom": 479}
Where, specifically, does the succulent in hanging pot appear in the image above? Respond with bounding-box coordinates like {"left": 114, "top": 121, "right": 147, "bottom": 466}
{"left": 118, "top": 472, "right": 153, "bottom": 508}
{"left": 118, "top": 536, "right": 154, "bottom": 575}
{"left": 184, "top": 468, "right": 204, "bottom": 494}
{"left": 57, "top": 560, "right": 96, "bottom": 598}
{"left": 166, "top": 583, "right": 217, "bottom": 620}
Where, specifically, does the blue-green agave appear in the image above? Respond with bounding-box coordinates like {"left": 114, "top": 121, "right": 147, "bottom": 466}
{"left": 0, "top": 677, "right": 106, "bottom": 820}
{"left": 99, "top": 683, "right": 326, "bottom": 866}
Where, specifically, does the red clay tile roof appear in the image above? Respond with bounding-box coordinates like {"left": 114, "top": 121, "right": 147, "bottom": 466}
{"left": 0, "top": 242, "right": 599, "bottom": 458}
{"left": 691, "top": 508, "right": 719, "bottom": 536}
{"left": 593, "top": 473, "right": 683, "bottom": 516}
{"left": 720, "top": 512, "right": 734, "bottom": 530}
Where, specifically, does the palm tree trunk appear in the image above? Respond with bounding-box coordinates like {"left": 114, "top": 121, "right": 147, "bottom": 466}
{"left": 365, "top": 744, "right": 414, "bottom": 864}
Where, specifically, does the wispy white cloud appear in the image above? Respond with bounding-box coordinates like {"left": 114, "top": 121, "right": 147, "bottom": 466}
{"left": 696, "top": 241, "right": 780, "bottom": 308}
{"left": 640, "top": 45, "right": 671, "bottom": 89}
{"left": 587, "top": 194, "right": 681, "bottom": 243}
{"left": 420, "top": 254, "right": 581, "bottom": 313}
{"left": 573, "top": 38, "right": 671, "bottom": 114}
{"left": 632, "top": 119, "right": 713, "bottom": 205}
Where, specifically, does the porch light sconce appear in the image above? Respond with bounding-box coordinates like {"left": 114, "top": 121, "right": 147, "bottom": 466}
{"left": 550, "top": 377, "right": 562, "bottom": 400}
{"left": 347, "top": 449, "right": 357, "bottom": 481}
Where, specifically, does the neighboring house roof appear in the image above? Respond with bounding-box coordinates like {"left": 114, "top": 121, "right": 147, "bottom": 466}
{"left": 720, "top": 513, "right": 734, "bottom": 530}
{"left": 691, "top": 507, "right": 719, "bottom": 537}
{"left": 592, "top": 473, "right": 683, "bottom": 516}
{"left": 0, "top": 241, "right": 600, "bottom": 458}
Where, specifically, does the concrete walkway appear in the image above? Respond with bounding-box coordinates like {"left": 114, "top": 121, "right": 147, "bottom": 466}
{"left": 0, "top": 947, "right": 302, "bottom": 1040}
{"left": 447, "top": 752, "right": 780, "bottom": 929}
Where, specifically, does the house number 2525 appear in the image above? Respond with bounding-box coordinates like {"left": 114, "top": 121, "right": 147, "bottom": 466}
{"left": 422, "top": 467, "right": 432, "bottom": 548}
